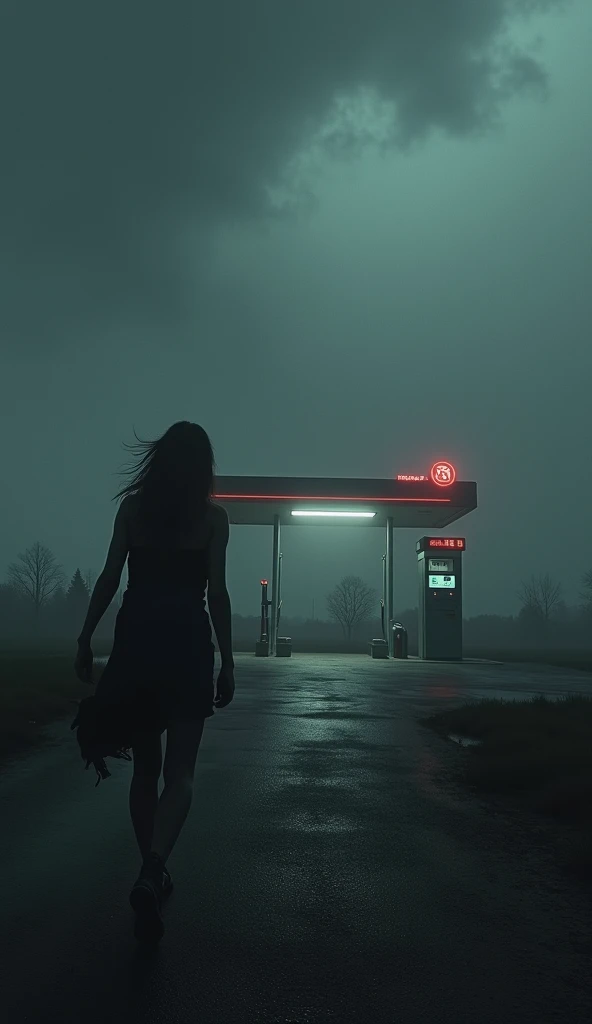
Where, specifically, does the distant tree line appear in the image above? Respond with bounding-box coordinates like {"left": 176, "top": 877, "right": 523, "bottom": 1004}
{"left": 238, "top": 571, "right": 592, "bottom": 652}
{"left": 0, "top": 541, "right": 119, "bottom": 647}
{"left": 1, "top": 545, "right": 592, "bottom": 654}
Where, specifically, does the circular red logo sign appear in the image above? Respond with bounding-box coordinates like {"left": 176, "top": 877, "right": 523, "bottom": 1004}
{"left": 430, "top": 461, "right": 456, "bottom": 486}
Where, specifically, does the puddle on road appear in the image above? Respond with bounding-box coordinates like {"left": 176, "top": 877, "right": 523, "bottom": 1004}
{"left": 448, "top": 733, "right": 483, "bottom": 747}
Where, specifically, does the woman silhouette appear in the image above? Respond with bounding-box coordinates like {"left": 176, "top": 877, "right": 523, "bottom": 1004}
{"left": 74, "top": 421, "right": 234, "bottom": 943}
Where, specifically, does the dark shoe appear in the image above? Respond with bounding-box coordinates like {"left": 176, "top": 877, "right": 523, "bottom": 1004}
{"left": 129, "top": 852, "right": 166, "bottom": 943}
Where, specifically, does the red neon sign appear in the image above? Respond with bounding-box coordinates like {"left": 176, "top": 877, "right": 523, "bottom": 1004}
{"left": 396, "top": 462, "right": 457, "bottom": 486}
{"left": 214, "top": 493, "right": 451, "bottom": 504}
{"left": 428, "top": 538, "right": 465, "bottom": 549}
{"left": 430, "top": 461, "right": 456, "bottom": 486}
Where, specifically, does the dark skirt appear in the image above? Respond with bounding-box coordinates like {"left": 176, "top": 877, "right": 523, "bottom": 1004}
{"left": 95, "top": 587, "right": 216, "bottom": 730}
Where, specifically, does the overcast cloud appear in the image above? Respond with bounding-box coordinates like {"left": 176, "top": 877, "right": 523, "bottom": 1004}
{"left": 1, "top": 0, "right": 590, "bottom": 620}
{"left": 1, "top": 0, "right": 565, "bottom": 346}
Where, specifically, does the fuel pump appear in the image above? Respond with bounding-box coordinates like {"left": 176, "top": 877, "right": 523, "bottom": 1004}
{"left": 255, "top": 578, "right": 272, "bottom": 656}
{"left": 417, "top": 537, "right": 465, "bottom": 659}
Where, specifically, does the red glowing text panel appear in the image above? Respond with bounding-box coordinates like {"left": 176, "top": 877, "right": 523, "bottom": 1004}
{"left": 396, "top": 462, "right": 457, "bottom": 486}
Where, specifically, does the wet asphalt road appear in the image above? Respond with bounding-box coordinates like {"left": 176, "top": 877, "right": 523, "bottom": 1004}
{"left": 1, "top": 654, "right": 591, "bottom": 1024}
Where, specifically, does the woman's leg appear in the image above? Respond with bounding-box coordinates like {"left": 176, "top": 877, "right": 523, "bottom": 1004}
{"left": 149, "top": 717, "right": 206, "bottom": 865}
{"left": 129, "top": 730, "right": 163, "bottom": 860}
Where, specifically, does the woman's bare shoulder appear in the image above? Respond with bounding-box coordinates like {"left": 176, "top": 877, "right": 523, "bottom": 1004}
{"left": 121, "top": 492, "right": 140, "bottom": 517}
{"left": 208, "top": 499, "right": 229, "bottom": 524}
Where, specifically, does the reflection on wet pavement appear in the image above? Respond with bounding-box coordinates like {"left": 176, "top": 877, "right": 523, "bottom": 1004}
{"left": 2, "top": 653, "right": 590, "bottom": 1023}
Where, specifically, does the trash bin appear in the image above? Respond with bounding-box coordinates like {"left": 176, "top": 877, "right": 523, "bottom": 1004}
{"left": 255, "top": 638, "right": 269, "bottom": 657}
{"left": 392, "top": 623, "right": 408, "bottom": 659}
{"left": 276, "top": 636, "right": 292, "bottom": 658}
{"left": 370, "top": 638, "right": 389, "bottom": 659}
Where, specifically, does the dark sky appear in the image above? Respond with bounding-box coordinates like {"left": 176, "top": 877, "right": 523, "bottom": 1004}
{"left": 1, "top": 0, "right": 591, "bottom": 620}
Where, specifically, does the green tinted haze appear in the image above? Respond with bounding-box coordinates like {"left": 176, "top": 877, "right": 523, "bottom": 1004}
{"left": 1, "top": 0, "right": 590, "bottom": 619}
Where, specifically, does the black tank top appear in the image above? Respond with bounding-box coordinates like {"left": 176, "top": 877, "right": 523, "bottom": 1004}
{"left": 126, "top": 546, "right": 208, "bottom": 602}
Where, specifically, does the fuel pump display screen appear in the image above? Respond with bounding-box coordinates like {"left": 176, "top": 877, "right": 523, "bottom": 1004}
{"left": 429, "top": 574, "right": 456, "bottom": 589}
{"left": 429, "top": 558, "right": 453, "bottom": 572}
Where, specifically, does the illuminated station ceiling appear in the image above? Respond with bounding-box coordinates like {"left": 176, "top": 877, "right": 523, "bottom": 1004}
{"left": 214, "top": 462, "right": 477, "bottom": 529}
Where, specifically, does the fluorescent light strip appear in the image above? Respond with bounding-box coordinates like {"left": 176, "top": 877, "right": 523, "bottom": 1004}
{"left": 291, "top": 510, "right": 376, "bottom": 518}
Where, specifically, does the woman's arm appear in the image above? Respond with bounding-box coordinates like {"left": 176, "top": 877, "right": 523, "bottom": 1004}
{"left": 77, "top": 576, "right": 119, "bottom": 645}
{"left": 78, "top": 501, "right": 129, "bottom": 644}
{"left": 206, "top": 505, "right": 233, "bottom": 665}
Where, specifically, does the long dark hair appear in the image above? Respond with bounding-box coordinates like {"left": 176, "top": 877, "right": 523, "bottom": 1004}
{"left": 113, "top": 421, "right": 215, "bottom": 542}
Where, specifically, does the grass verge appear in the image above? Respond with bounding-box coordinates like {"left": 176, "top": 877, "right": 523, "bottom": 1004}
{"left": 464, "top": 649, "right": 592, "bottom": 673}
{"left": 0, "top": 654, "right": 98, "bottom": 766}
{"left": 419, "top": 693, "right": 592, "bottom": 878}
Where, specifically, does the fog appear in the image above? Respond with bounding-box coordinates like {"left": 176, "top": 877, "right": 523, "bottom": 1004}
{"left": 1, "top": 0, "right": 591, "bottom": 623}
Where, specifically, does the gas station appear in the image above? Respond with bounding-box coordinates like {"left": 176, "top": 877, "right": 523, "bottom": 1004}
{"left": 213, "top": 462, "right": 477, "bottom": 661}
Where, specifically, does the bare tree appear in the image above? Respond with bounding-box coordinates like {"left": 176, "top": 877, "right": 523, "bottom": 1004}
{"left": 7, "top": 542, "right": 66, "bottom": 629}
{"left": 327, "top": 575, "right": 377, "bottom": 640}
{"left": 518, "top": 574, "right": 562, "bottom": 622}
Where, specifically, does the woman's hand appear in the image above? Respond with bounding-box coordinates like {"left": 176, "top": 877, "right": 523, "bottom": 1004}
{"left": 214, "top": 663, "right": 235, "bottom": 708}
{"left": 74, "top": 642, "right": 94, "bottom": 685}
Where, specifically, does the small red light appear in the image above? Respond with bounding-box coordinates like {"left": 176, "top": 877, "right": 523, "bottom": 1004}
{"left": 260, "top": 579, "right": 268, "bottom": 585}
{"left": 430, "top": 461, "right": 456, "bottom": 487}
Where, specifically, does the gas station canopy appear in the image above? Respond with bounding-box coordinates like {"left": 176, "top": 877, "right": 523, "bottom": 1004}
{"left": 213, "top": 475, "right": 477, "bottom": 529}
